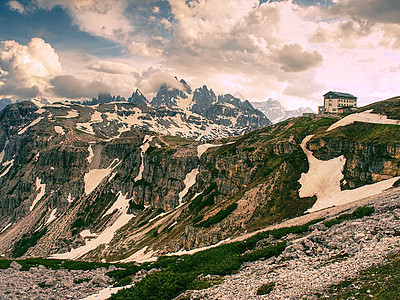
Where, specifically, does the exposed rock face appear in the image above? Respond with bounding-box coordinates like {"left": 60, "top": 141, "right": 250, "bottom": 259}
{"left": 128, "top": 89, "right": 148, "bottom": 106}
{"left": 188, "top": 188, "right": 400, "bottom": 299}
{"left": 309, "top": 135, "right": 400, "bottom": 189}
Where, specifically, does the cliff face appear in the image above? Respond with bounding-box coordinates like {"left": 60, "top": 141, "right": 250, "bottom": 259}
{"left": 0, "top": 98, "right": 399, "bottom": 262}
{"left": 309, "top": 122, "right": 400, "bottom": 189}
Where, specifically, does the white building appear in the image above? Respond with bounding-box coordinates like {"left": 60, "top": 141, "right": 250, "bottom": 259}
{"left": 318, "top": 91, "right": 357, "bottom": 114}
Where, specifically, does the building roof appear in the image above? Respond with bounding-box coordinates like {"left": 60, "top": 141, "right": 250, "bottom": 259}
{"left": 324, "top": 91, "right": 357, "bottom": 99}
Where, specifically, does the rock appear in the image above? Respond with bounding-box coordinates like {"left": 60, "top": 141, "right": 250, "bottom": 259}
{"left": 9, "top": 261, "right": 22, "bottom": 270}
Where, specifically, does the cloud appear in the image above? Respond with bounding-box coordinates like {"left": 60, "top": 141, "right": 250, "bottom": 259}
{"left": 276, "top": 43, "right": 323, "bottom": 72}
{"left": 135, "top": 68, "right": 185, "bottom": 95}
{"left": 0, "top": 38, "right": 63, "bottom": 98}
{"left": 128, "top": 40, "right": 163, "bottom": 58}
{"left": 50, "top": 75, "right": 110, "bottom": 99}
{"left": 330, "top": 0, "right": 400, "bottom": 25}
{"left": 7, "top": 0, "right": 25, "bottom": 13}
{"left": 34, "top": 0, "right": 133, "bottom": 41}
{"left": 88, "top": 61, "right": 136, "bottom": 75}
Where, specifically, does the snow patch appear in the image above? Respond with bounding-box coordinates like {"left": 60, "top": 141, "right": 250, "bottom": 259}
{"left": 178, "top": 167, "right": 199, "bottom": 205}
{"left": 18, "top": 117, "right": 44, "bottom": 135}
{"left": 56, "top": 109, "right": 79, "bottom": 119}
{"left": 299, "top": 135, "right": 346, "bottom": 201}
{"left": 197, "top": 143, "right": 224, "bottom": 158}
{"left": 54, "top": 126, "right": 65, "bottom": 135}
{"left": 134, "top": 135, "right": 153, "bottom": 182}
{"left": 44, "top": 208, "right": 57, "bottom": 225}
{"left": 30, "top": 177, "right": 46, "bottom": 211}
{"left": 84, "top": 159, "right": 120, "bottom": 195}
{"left": 299, "top": 135, "right": 400, "bottom": 212}
{"left": 81, "top": 285, "right": 132, "bottom": 300}
{"left": 327, "top": 110, "right": 400, "bottom": 132}
{"left": 0, "top": 140, "right": 9, "bottom": 163}
{"left": 86, "top": 144, "right": 94, "bottom": 164}
{"left": 51, "top": 192, "right": 134, "bottom": 260}
{"left": 67, "top": 193, "right": 73, "bottom": 203}
{"left": 80, "top": 230, "right": 98, "bottom": 238}
{"left": 119, "top": 246, "right": 158, "bottom": 263}
{"left": 103, "top": 191, "right": 131, "bottom": 217}
{"left": 0, "top": 159, "right": 13, "bottom": 178}
{"left": 1, "top": 223, "right": 12, "bottom": 233}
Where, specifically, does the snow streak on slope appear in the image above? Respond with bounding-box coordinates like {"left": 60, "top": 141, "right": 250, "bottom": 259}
{"left": 51, "top": 192, "right": 134, "bottom": 260}
{"left": 1, "top": 223, "right": 11, "bottom": 233}
{"left": 86, "top": 144, "right": 94, "bottom": 164}
{"left": 0, "top": 159, "right": 13, "bottom": 178}
{"left": 299, "top": 135, "right": 400, "bottom": 212}
{"left": 30, "top": 177, "right": 46, "bottom": 211}
{"left": 103, "top": 191, "right": 131, "bottom": 217}
{"left": 134, "top": 135, "right": 153, "bottom": 182}
{"left": 84, "top": 159, "right": 120, "bottom": 195}
{"left": 178, "top": 168, "right": 199, "bottom": 205}
{"left": 18, "top": 117, "right": 44, "bottom": 135}
{"left": 327, "top": 110, "right": 400, "bottom": 131}
{"left": 44, "top": 208, "right": 57, "bottom": 225}
{"left": 0, "top": 140, "right": 9, "bottom": 163}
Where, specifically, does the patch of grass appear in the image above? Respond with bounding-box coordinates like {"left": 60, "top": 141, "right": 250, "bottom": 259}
{"left": 188, "top": 277, "right": 223, "bottom": 290}
{"left": 12, "top": 228, "right": 47, "bottom": 258}
{"left": 194, "top": 203, "right": 238, "bottom": 228}
{"left": 323, "top": 206, "right": 375, "bottom": 228}
{"left": 0, "top": 260, "right": 11, "bottom": 269}
{"left": 321, "top": 254, "right": 400, "bottom": 299}
{"left": 257, "top": 282, "right": 275, "bottom": 295}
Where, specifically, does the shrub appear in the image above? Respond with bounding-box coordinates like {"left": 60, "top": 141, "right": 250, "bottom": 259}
{"left": 12, "top": 228, "right": 47, "bottom": 258}
{"left": 195, "top": 203, "right": 238, "bottom": 228}
{"left": 257, "top": 282, "right": 275, "bottom": 295}
{"left": 323, "top": 206, "right": 375, "bottom": 228}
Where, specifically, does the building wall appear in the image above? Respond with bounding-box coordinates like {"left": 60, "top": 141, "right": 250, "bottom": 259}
{"left": 324, "top": 97, "right": 357, "bottom": 113}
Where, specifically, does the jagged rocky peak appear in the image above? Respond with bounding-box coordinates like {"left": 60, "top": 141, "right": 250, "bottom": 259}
{"left": 128, "top": 89, "right": 148, "bottom": 106}
{"left": 192, "top": 85, "right": 216, "bottom": 114}
{"left": 150, "top": 77, "right": 192, "bottom": 107}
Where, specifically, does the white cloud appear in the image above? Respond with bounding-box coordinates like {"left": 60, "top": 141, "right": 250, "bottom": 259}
{"left": 0, "top": 38, "right": 63, "bottom": 98}
{"left": 34, "top": 0, "right": 133, "bottom": 41}
{"left": 128, "top": 40, "right": 163, "bottom": 58}
{"left": 7, "top": 0, "right": 25, "bottom": 13}
{"left": 88, "top": 61, "right": 137, "bottom": 75}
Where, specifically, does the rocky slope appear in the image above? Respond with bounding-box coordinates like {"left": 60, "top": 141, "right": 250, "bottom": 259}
{"left": 0, "top": 96, "right": 399, "bottom": 266}
{"left": 186, "top": 187, "right": 400, "bottom": 299}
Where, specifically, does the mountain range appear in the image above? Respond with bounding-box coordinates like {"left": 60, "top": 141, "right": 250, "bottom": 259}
{"left": 251, "top": 98, "right": 314, "bottom": 124}
{"left": 0, "top": 88, "right": 400, "bottom": 298}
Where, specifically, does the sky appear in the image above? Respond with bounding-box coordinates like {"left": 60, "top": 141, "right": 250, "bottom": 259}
{"left": 0, "top": 0, "right": 400, "bottom": 110}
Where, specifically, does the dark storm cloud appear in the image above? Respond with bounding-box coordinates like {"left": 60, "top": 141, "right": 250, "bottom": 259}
{"left": 276, "top": 44, "right": 323, "bottom": 72}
